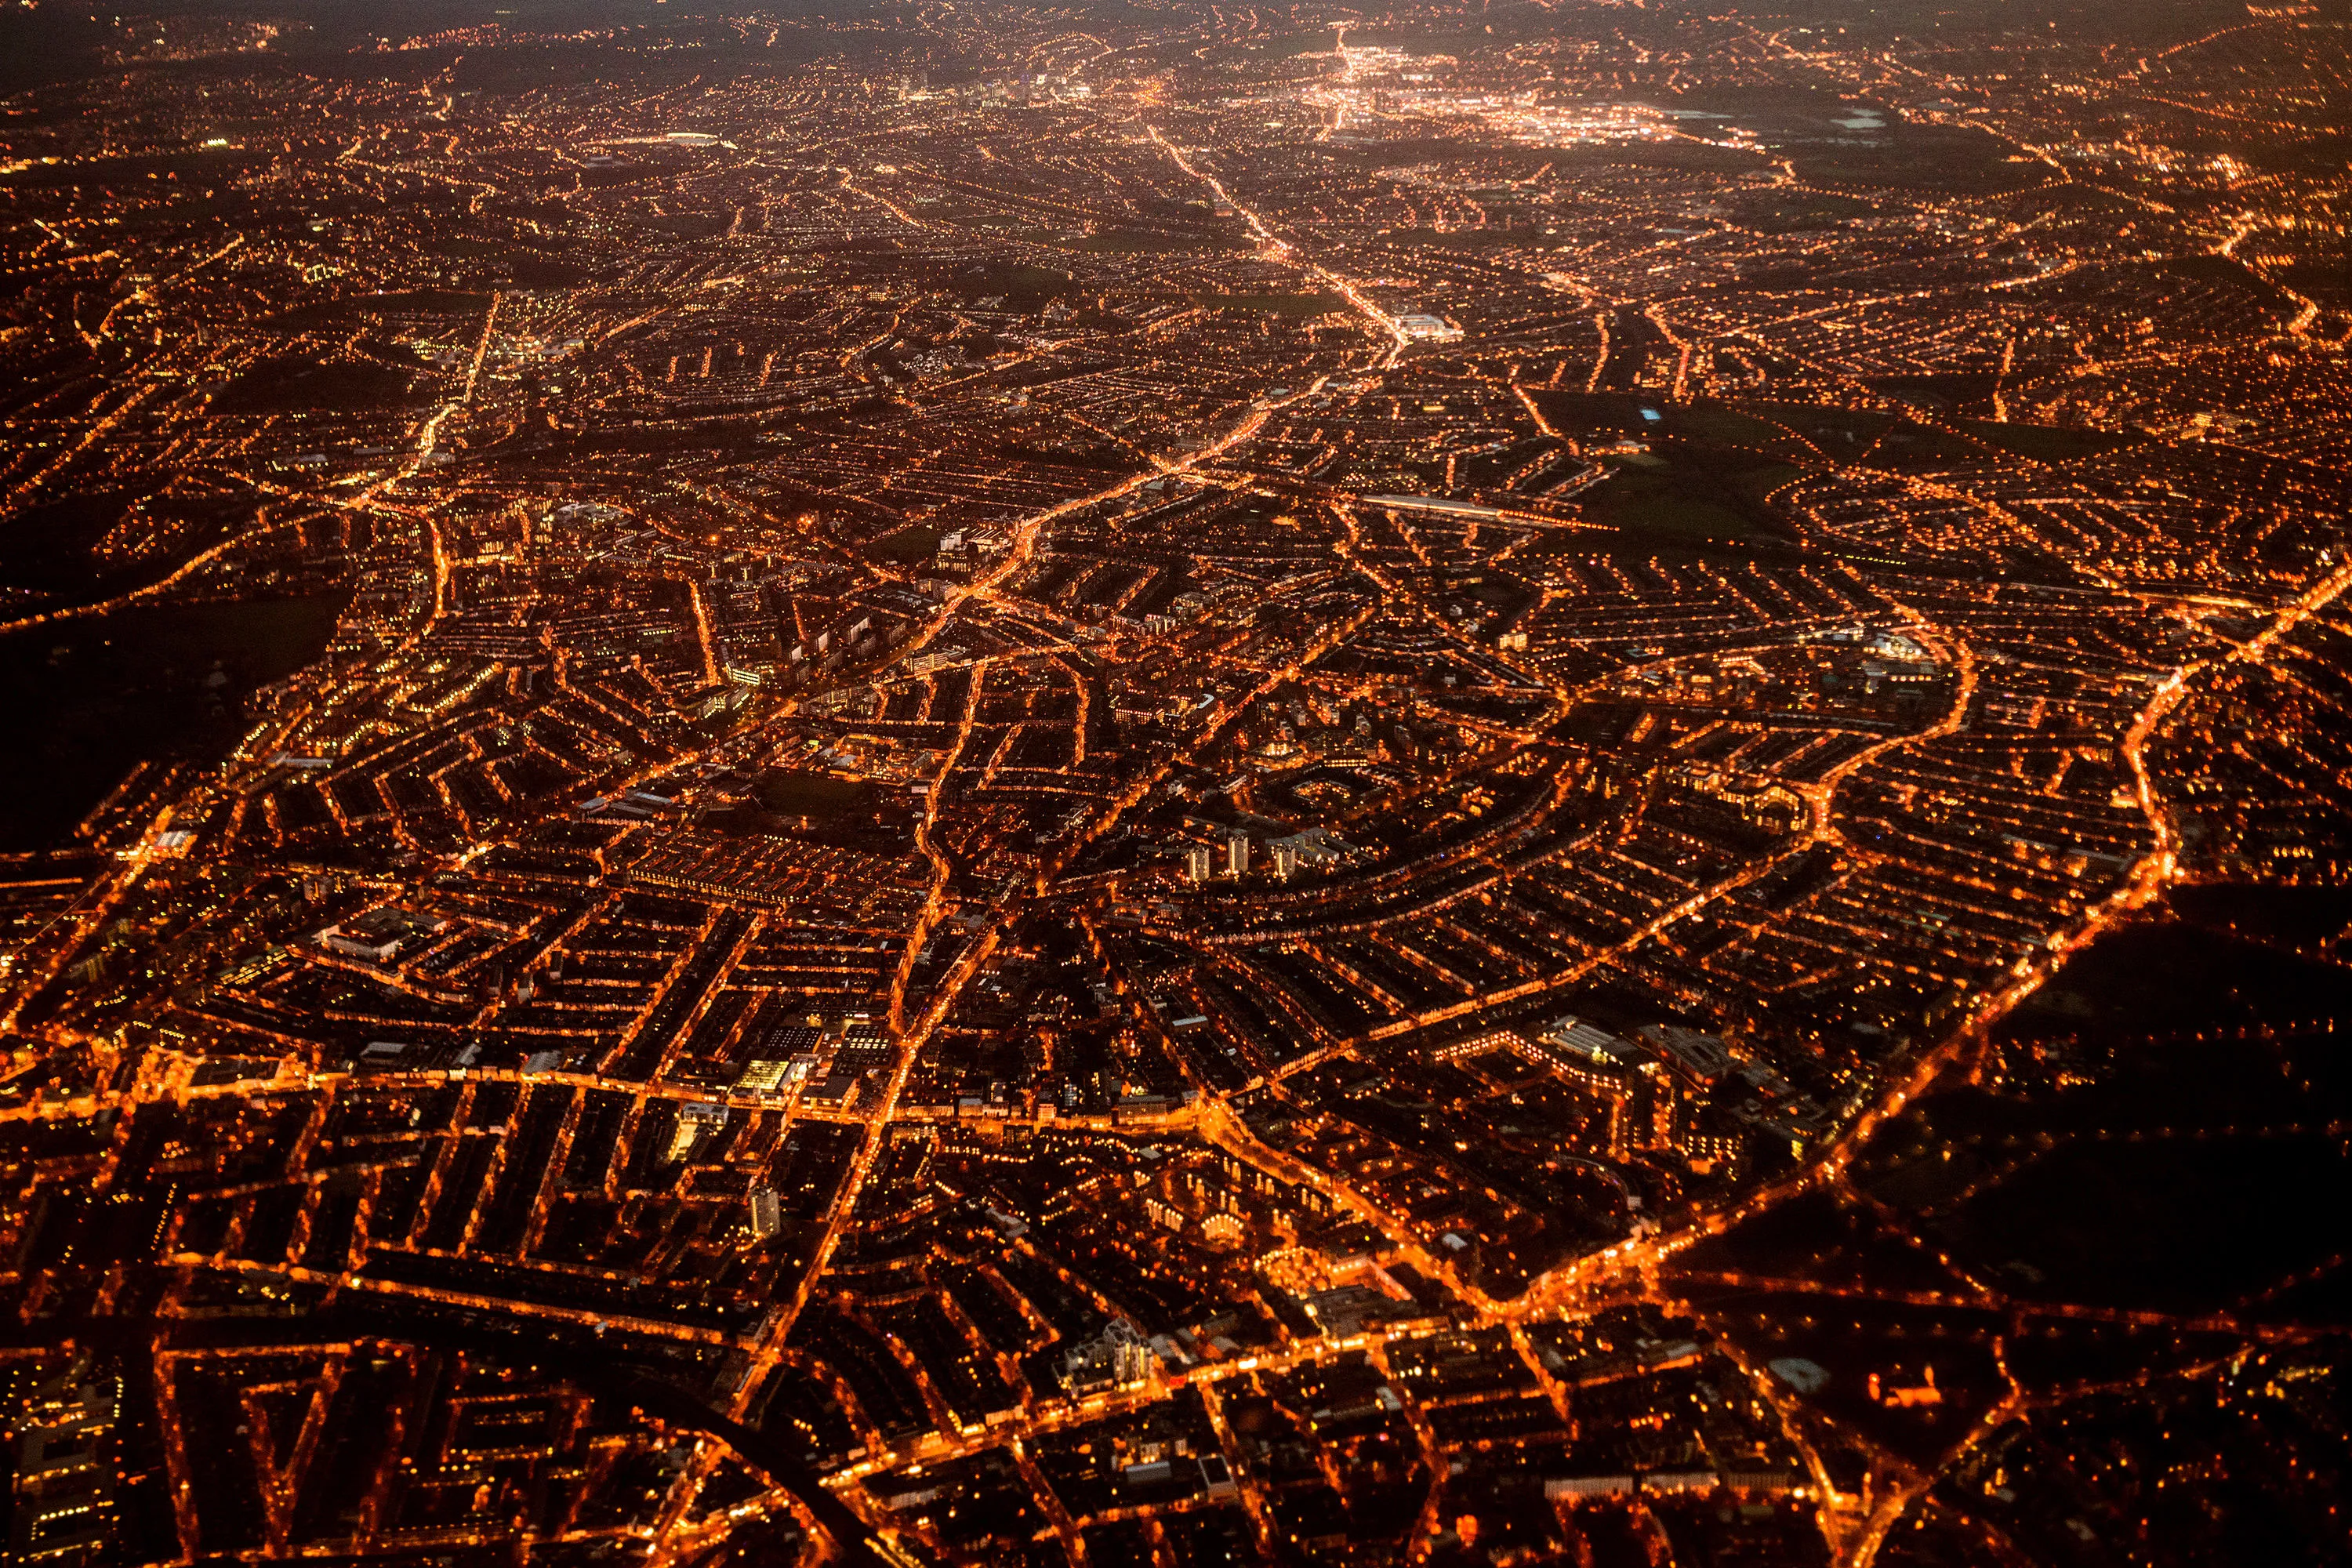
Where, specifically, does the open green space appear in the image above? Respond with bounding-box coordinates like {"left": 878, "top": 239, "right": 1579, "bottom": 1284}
{"left": 210, "top": 355, "right": 422, "bottom": 414}
{"left": 1376, "top": 227, "right": 1537, "bottom": 249}
{"left": 261, "top": 289, "right": 490, "bottom": 332}
{"left": 1581, "top": 455, "right": 1798, "bottom": 547}
{"left": 866, "top": 523, "right": 942, "bottom": 564}
{"left": 949, "top": 261, "right": 1075, "bottom": 304}
{"left": 0, "top": 593, "right": 348, "bottom": 848}
{"left": 1784, "top": 127, "right": 2049, "bottom": 194}
{"left": 1195, "top": 292, "right": 1346, "bottom": 318}
{"left": 0, "top": 486, "right": 259, "bottom": 601}
{"left": 1727, "top": 188, "right": 1880, "bottom": 234}
{"left": 1664, "top": 403, "right": 1809, "bottom": 452}
{"left": 757, "top": 769, "right": 877, "bottom": 819}
{"left": 1735, "top": 401, "right": 1904, "bottom": 451}
{"left": 1958, "top": 419, "right": 2146, "bottom": 463}
{"left": 1070, "top": 230, "right": 1239, "bottom": 254}
{"left": 1529, "top": 393, "right": 1814, "bottom": 460}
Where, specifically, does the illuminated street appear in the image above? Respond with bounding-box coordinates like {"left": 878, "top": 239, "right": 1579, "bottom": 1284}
{"left": 0, "top": 2, "right": 2348, "bottom": 1566}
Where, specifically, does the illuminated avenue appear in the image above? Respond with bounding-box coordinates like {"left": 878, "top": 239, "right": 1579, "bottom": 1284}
{"left": 0, "top": 1, "right": 2349, "bottom": 1565}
